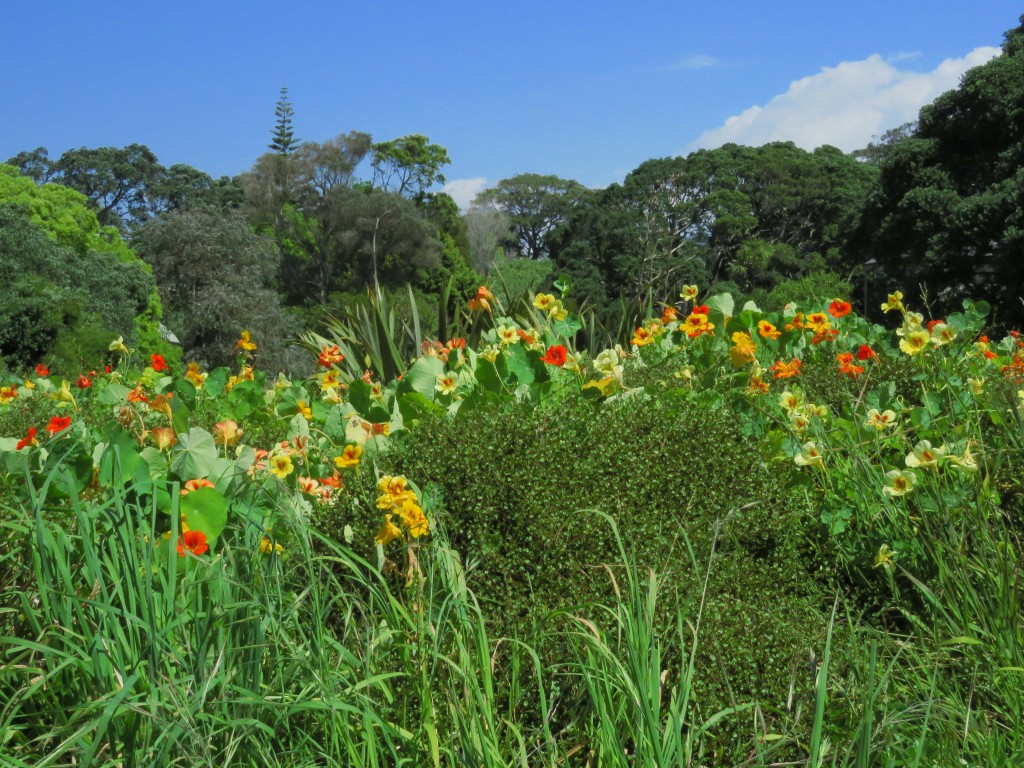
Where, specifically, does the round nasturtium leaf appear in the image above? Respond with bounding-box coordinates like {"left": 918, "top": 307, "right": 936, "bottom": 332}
{"left": 180, "top": 486, "right": 228, "bottom": 544}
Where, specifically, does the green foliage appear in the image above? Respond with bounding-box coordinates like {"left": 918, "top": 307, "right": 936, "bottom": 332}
{"left": 371, "top": 133, "right": 450, "bottom": 201}
{"left": 268, "top": 85, "right": 300, "bottom": 155}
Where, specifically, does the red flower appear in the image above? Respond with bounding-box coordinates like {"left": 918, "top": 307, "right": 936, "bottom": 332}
{"left": 317, "top": 344, "right": 344, "bottom": 368}
{"left": 35, "top": 364, "right": 49, "bottom": 377}
{"left": 811, "top": 329, "right": 839, "bottom": 345}
{"left": 151, "top": 354, "right": 168, "bottom": 372}
{"left": 692, "top": 304, "right": 710, "bottom": 316}
{"left": 540, "top": 344, "right": 568, "bottom": 366}
{"left": 827, "top": 300, "right": 852, "bottom": 318}
{"left": 927, "top": 319, "right": 944, "bottom": 332}
{"left": 176, "top": 530, "right": 209, "bottom": 557}
{"left": 75, "top": 375, "right": 92, "bottom": 389}
{"left": 104, "top": 365, "right": 112, "bottom": 374}
{"left": 856, "top": 344, "right": 877, "bottom": 361}
{"left": 47, "top": 416, "right": 71, "bottom": 435}
{"left": 16, "top": 428, "right": 38, "bottom": 451}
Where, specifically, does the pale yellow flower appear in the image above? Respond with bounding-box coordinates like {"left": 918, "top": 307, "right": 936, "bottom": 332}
{"left": 968, "top": 377, "right": 985, "bottom": 396}
{"left": 899, "top": 330, "right": 931, "bottom": 356}
{"left": 881, "top": 291, "right": 905, "bottom": 314}
{"left": 883, "top": 469, "right": 916, "bottom": 497}
{"left": 680, "top": 284, "right": 699, "bottom": 302}
{"left": 435, "top": 373, "right": 458, "bottom": 396}
{"left": 108, "top": 336, "right": 129, "bottom": 355}
{"left": 874, "top": 544, "right": 897, "bottom": 572}
{"left": 864, "top": 408, "right": 898, "bottom": 430}
{"left": 497, "top": 325, "right": 519, "bottom": 345}
{"left": 794, "top": 441, "right": 823, "bottom": 467}
{"left": 930, "top": 322, "right": 956, "bottom": 346}
{"left": 905, "top": 440, "right": 946, "bottom": 469}
{"left": 533, "top": 293, "right": 556, "bottom": 311}
{"left": 480, "top": 345, "right": 500, "bottom": 363}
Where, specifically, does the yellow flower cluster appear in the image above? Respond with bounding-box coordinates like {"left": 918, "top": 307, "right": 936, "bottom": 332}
{"left": 374, "top": 475, "right": 429, "bottom": 546}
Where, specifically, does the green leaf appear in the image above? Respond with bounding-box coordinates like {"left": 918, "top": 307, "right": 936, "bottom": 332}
{"left": 180, "top": 487, "right": 228, "bottom": 543}
{"left": 97, "top": 383, "right": 131, "bottom": 406}
{"left": 204, "top": 367, "right": 230, "bottom": 398}
{"left": 706, "top": 292, "right": 735, "bottom": 324}
{"left": 400, "top": 355, "right": 445, "bottom": 400}
{"left": 170, "top": 428, "right": 218, "bottom": 481}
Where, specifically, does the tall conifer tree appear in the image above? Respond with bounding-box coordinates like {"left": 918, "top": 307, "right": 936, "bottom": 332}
{"left": 268, "top": 87, "right": 300, "bottom": 155}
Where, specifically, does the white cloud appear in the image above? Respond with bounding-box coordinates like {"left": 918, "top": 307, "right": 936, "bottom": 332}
{"left": 692, "top": 46, "right": 1000, "bottom": 153}
{"left": 666, "top": 53, "right": 720, "bottom": 71}
{"left": 443, "top": 177, "right": 488, "bottom": 210}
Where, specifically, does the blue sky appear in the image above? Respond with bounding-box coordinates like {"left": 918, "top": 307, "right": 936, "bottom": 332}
{"left": 1, "top": 2, "right": 1019, "bottom": 206}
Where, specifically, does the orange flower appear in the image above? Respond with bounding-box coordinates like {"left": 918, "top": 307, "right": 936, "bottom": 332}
{"left": 661, "top": 305, "right": 679, "bottom": 324}
{"left": 468, "top": 285, "right": 495, "bottom": 312}
{"left": 785, "top": 313, "right": 805, "bottom": 331}
{"left": 127, "top": 385, "right": 149, "bottom": 403}
{"left": 540, "top": 344, "right": 568, "bottom": 366}
{"left": 318, "top": 344, "right": 344, "bottom": 368}
{"left": 631, "top": 326, "right": 656, "bottom": 346}
{"left": 184, "top": 361, "right": 207, "bottom": 387}
{"left": 827, "top": 300, "right": 852, "bottom": 318}
{"left": 36, "top": 364, "right": 50, "bottom": 377}
{"left": 148, "top": 393, "right": 174, "bottom": 418}
{"left": 836, "top": 352, "right": 864, "bottom": 379}
{"left": 811, "top": 329, "right": 839, "bottom": 345}
{"left": 234, "top": 330, "right": 257, "bottom": 352}
{"left": 16, "top": 427, "right": 39, "bottom": 451}
{"left": 177, "top": 530, "right": 209, "bottom": 557}
{"left": 771, "top": 359, "right": 802, "bottom": 379}
{"left": 757, "top": 320, "right": 781, "bottom": 340}
{"left": 151, "top": 354, "right": 169, "bottom": 372}
{"left": 47, "top": 416, "right": 71, "bottom": 435}
{"left": 151, "top": 427, "right": 178, "bottom": 451}
{"left": 181, "top": 478, "right": 215, "bottom": 496}
{"left": 75, "top": 374, "right": 92, "bottom": 389}
{"left": 683, "top": 312, "right": 715, "bottom": 339}
{"left": 334, "top": 444, "right": 363, "bottom": 468}
{"left": 213, "top": 419, "right": 244, "bottom": 448}
{"left": 0, "top": 385, "right": 17, "bottom": 405}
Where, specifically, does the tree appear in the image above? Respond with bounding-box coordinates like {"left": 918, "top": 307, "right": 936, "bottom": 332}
{"left": 852, "top": 17, "right": 1024, "bottom": 325}
{"left": 134, "top": 209, "right": 298, "bottom": 370}
{"left": 269, "top": 86, "right": 301, "bottom": 156}
{"left": 294, "top": 131, "right": 372, "bottom": 196}
{"left": 464, "top": 205, "right": 513, "bottom": 272}
{"left": 371, "top": 134, "right": 450, "bottom": 200}
{"left": 475, "top": 173, "right": 585, "bottom": 261}
{"left": 4, "top": 147, "right": 56, "bottom": 184}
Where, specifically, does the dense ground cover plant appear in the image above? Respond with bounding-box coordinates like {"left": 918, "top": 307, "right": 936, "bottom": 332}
{"left": 1, "top": 284, "right": 1022, "bottom": 765}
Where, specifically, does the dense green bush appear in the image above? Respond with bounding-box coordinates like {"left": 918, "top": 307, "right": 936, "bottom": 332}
{"left": 368, "top": 395, "right": 834, "bottom": 735}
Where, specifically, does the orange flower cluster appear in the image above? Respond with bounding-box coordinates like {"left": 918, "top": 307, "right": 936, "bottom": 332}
{"left": 771, "top": 359, "right": 802, "bottom": 379}
{"left": 836, "top": 352, "right": 865, "bottom": 379}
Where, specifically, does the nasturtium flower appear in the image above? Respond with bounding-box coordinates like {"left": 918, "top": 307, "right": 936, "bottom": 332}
{"left": 757, "top": 320, "right": 781, "bottom": 340}
{"left": 874, "top": 544, "right": 897, "bottom": 572}
{"left": 318, "top": 344, "right": 344, "bottom": 368}
{"left": 661, "top": 305, "right": 679, "bottom": 324}
{"left": 856, "top": 344, "right": 877, "bottom": 361}
{"left": 881, "top": 291, "right": 905, "bottom": 313}
{"left": 181, "top": 478, "right": 215, "bottom": 495}
{"left": 683, "top": 312, "right": 714, "bottom": 338}
{"left": 827, "top": 299, "right": 852, "bottom": 318}
{"left": 883, "top": 469, "right": 916, "bottom": 497}
{"left": 789, "top": 412, "right": 811, "bottom": 432}
{"left": 805, "top": 313, "right": 832, "bottom": 334}
{"left": 151, "top": 427, "right": 177, "bottom": 451}
{"left": 0, "top": 385, "right": 17, "bottom": 405}
{"left": 296, "top": 400, "right": 313, "bottom": 419}
{"left": 151, "top": 354, "right": 169, "bottom": 372}
{"left": 899, "top": 330, "right": 931, "bottom": 356}
{"left": 680, "top": 284, "right": 699, "bottom": 302}
{"left": 375, "top": 519, "right": 403, "bottom": 547}
{"left": 864, "top": 408, "right": 897, "bottom": 430}
{"left": 334, "top": 444, "right": 363, "bottom": 468}
{"left": 930, "top": 323, "right": 956, "bottom": 346}
{"left": 259, "top": 536, "right": 284, "bottom": 555}
{"left": 399, "top": 499, "right": 430, "bottom": 538}
{"left": 35, "top": 364, "right": 50, "bottom": 377}
{"left": 148, "top": 393, "right": 173, "bottom": 418}
{"left": 593, "top": 348, "right": 624, "bottom": 382}
{"left": 108, "top": 336, "right": 129, "bottom": 355}
{"left": 949, "top": 444, "right": 978, "bottom": 472}
{"left": 75, "top": 374, "right": 92, "bottom": 389}
{"left": 497, "top": 325, "right": 519, "bottom": 345}
{"left": 297, "top": 476, "right": 320, "bottom": 495}
{"left": 46, "top": 416, "right": 71, "bottom": 435}
{"left": 15, "top": 427, "right": 38, "bottom": 451}
{"left": 269, "top": 453, "right": 294, "bottom": 479}
{"left": 969, "top": 377, "right": 985, "bottom": 396}
{"left": 177, "top": 530, "right": 209, "bottom": 557}
{"left": 213, "top": 420, "right": 244, "bottom": 448}
{"left": 533, "top": 293, "right": 556, "bottom": 311}
{"left": 435, "top": 372, "right": 458, "bottom": 395}
{"left": 779, "top": 390, "right": 804, "bottom": 412}
{"left": 540, "top": 344, "right": 568, "bottom": 366}
{"left": 836, "top": 352, "right": 865, "bottom": 379}
{"left": 747, "top": 375, "right": 769, "bottom": 395}
{"left": 905, "top": 440, "right": 946, "bottom": 469}
{"left": 896, "top": 312, "right": 924, "bottom": 337}
{"left": 729, "top": 331, "right": 757, "bottom": 366}
{"left": 127, "top": 385, "right": 149, "bottom": 403}
{"left": 771, "top": 359, "right": 802, "bottom": 379}
{"left": 563, "top": 350, "right": 584, "bottom": 372}
{"left": 479, "top": 345, "right": 500, "bottom": 363}
{"left": 631, "top": 325, "right": 656, "bottom": 347}
{"left": 234, "top": 330, "right": 257, "bottom": 352}
{"left": 785, "top": 313, "right": 805, "bottom": 332}
{"left": 804, "top": 403, "right": 828, "bottom": 419}
{"left": 184, "top": 361, "right": 207, "bottom": 387}
{"left": 794, "top": 441, "right": 824, "bottom": 467}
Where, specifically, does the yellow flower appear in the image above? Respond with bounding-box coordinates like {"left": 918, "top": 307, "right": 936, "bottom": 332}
{"left": 930, "top": 323, "right": 956, "bottom": 346}
{"left": 789, "top": 412, "right": 811, "bottom": 433}
{"left": 49, "top": 379, "right": 76, "bottom": 406}
{"left": 631, "top": 325, "right": 656, "bottom": 347}
{"left": 729, "top": 331, "right": 757, "bottom": 366}
{"left": 805, "top": 312, "right": 831, "bottom": 334}
{"left": 151, "top": 427, "right": 178, "bottom": 451}
{"left": 779, "top": 390, "right": 803, "bottom": 412}
{"left": 497, "top": 325, "right": 519, "bottom": 345}
{"left": 794, "top": 441, "right": 823, "bottom": 467}
{"left": 480, "top": 344, "right": 500, "bottom": 362}
{"left": 185, "top": 361, "right": 207, "bottom": 387}
{"left": 435, "top": 373, "right": 458, "bottom": 396}
{"left": 548, "top": 300, "right": 568, "bottom": 322}
{"left": 374, "top": 519, "right": 403, "bottom": 547}
{"left": 269, "top": 454, "right": 294, "bottom": 479}
{"left": 883, "top": 469, "right": 916, "bottom": 496}
{"left": 235, "top": 330, "right": 257, "bottom": 352}
{"left": 757, "top": 320, "right": 781, "bottom": 340}
{"left": 0, "top": 385, "right": 17, "bottom": 405}
{"left": 108, "top": 335, "right": 129, "bottom": 355}
{"left": 968, "top": 377, "right": 985, "bottom": 396}
{"left": 874, "top": 544, "right": 897, "bottom": 572}
{"left": 148, "top": 393, "right": 174, "bottom": 419}
{"left": 334, "top": 443, "right": 363, "bottom": 468}
{"left": 905, "top": 440, "right": 946, "bottom": 469}
{"left": 881, "top": 291, "right": 905, "bottom": 314}
{"left": 899, "top": 330, "right": 931, "bottom": 356}
{"left": 864, "top": 408, "right": 898, "bottom": 430}
{"left": 680, "top": 284, "right": 699, "bottom": 302}
{"left": 296, "top": 400, "right": 312, "bottom": 419}
{"left": 213, "top": 419, "right": 244, "bottom": 448}
{"left": 949, "top": 444, "right": 978, "bottom": 472}
{"left": 533, "top": 293, "right": 556, "bottom": 311}
{"left": 259, "top": 536, "right": 284, "bottom": 555}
